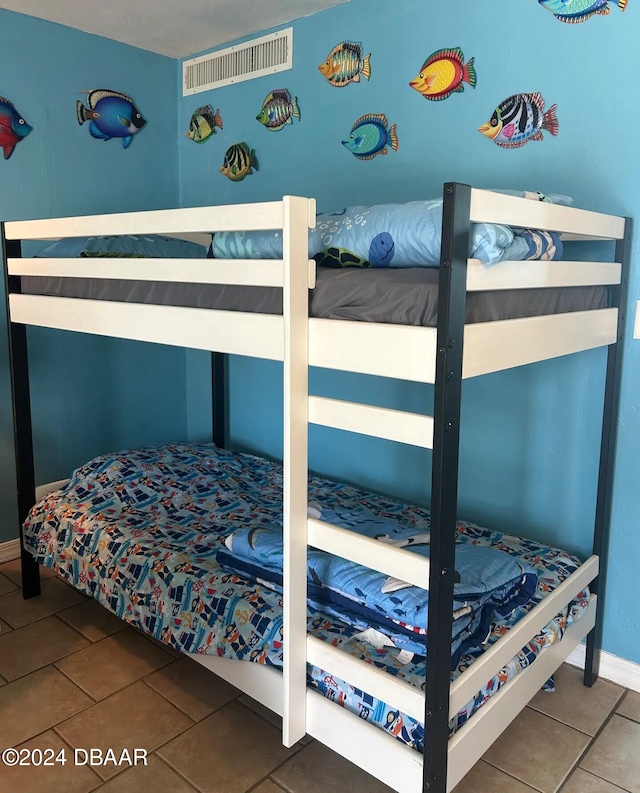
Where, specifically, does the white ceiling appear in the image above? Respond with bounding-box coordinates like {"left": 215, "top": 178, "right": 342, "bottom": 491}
{"left": 0, "top": 0, "right": 350, "bottom": 58}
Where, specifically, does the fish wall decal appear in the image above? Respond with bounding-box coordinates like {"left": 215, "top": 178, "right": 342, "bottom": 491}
{"left": 220, "top": 142, "right": 259, "bottom": 182}
{"left": 539, "top": 0, "right": 627, "bottom": 23}
{"left": 342, "top": 114, "right": 398, "bottom": 160}
{"left": 0, "top": 96, "right": 32, "bottom": 160}
{"left": 479, "top": 93, "right": 558, "bottom": 149}
{"left": 186, "top": 106, "right": 223, "bottom": 143}
{"left": 319, "top": 41, "right": 371, "bottom": 87}
{"left": 77, "top": 89, "right": 146, "bottom": 148}
{"left": 256, "top": 89, "right": 300, "bottom": 131}
{"left": 409, "top": 48, "right": 477, "bottom": 101}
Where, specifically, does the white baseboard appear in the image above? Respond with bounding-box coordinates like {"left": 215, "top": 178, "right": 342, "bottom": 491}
{"left": 566, "top": 644, "right": 640, "bottom": 693}
{"left": 0, "top": 539, "right": 21, "bottom": 564}
{"left": 35, "top": 479, "right": 70, "bottom": 501}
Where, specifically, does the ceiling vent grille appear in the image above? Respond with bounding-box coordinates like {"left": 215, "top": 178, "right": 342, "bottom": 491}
{"left": 183, "top": 27, "right": 293, "bottom": 96}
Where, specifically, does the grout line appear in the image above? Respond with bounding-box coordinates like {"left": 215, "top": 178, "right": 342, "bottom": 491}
{"left": 472, "top": 760, "right": 539, "bottom": 792}
{"left": 527, "top": 685, "right": 626, "bottom": 738}
{"left": 243, "top": 740, "right": 308, "bottom": 793}
{"left": 140, "top": 673, "right": 240, "bottom": 721}
{"left": 0, "top": 578, "right": 85, "bottom": 630}
{"left": 569, "top": 769, "right": 630, "bottom": 793}
{"left": 154, "top": 752, "right": 204, "bottom": 792}
{"left": 265, "top": 781, "right": 290, "bottom": 793}
{"left": 54, "top": 731, "right": 104, "bottom": 790}
{"left": 55, "top": 613, "right": 127, "bottom": 645}
{"left": 555, "top": 698, "right": 629, "bottom": 793}
{"left": 139, "top": 675, "right": 196, "bottom": 722}
{"left": 50, "top": 612, "right": 98, "bottom": 644}
{"left": 51, "top": 664, "right": 99, "bottom": 704}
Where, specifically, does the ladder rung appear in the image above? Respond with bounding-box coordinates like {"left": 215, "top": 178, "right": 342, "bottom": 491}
{"left": 308, "top": 518, "right": 430, "bottom": 589}
{"left": 307, "top": 635, "right": 425, "bottom": 723}
{"left": 308, "top": 396, "right": 434, "bottom": 448}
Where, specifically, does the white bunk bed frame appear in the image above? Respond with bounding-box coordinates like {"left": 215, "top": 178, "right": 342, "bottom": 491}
{"left": 1, "top": 184, "right": 631, "bottom": 793}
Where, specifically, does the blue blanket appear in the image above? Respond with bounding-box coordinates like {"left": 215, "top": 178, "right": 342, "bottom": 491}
{"left": 211, "top": 192, "right": 566, "bottom": 268}
{"left": 218, "top": 503, "right": 538, "bottom": 665}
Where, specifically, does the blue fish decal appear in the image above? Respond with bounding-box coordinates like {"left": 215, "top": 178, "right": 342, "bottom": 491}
{"left": 342, "top": 113, "right": 399, "bottom": 161}
{"left": 539, "top": 0, "right": 627, "bottom": 22}
{"left": 76, "top": 89, "right": 146, "bottom": 149}
{"left": 368, "top": 232, "right": 395, "bottom": 267}
{"left": 0, "top": 97, "right": 32, "bottom": 160}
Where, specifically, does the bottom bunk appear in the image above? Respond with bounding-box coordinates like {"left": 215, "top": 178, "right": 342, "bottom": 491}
{"left": 22, "top": 443, "right": 593, "bottom": 790}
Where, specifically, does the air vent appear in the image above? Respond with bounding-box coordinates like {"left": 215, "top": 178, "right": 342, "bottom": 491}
{"left": 183, "top": 27, "right": 293, "bottom": 96}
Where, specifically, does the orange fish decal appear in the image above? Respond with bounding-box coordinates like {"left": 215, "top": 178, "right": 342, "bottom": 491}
{"left": 318, "top": 41, "right": 371, "bottom": 87}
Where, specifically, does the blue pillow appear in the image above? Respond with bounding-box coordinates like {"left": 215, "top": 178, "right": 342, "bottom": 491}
{"left": 212, "top": 199, "right": 514, "bottom": 267}
{"left": 36, "top": 234, "right": 208, "bottom": 259}
{"left": 212, "top": 192, "right": 573, "bottom": 268}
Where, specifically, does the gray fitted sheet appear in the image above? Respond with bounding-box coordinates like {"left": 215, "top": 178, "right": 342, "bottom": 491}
{"left": 22, "top": 267, "right": 607, "bottom": 327}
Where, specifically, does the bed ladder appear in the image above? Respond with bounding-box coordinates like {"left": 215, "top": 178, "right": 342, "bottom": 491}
{"left": 281, "top": 320, "right": 438, "bottom": 751}
{"left": 307, "top": 396, "right": 435, "bottom": 708}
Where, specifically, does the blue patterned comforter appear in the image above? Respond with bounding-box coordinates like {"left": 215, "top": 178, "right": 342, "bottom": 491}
{"left": 22, "top": 444, "right": 589, "bottom": 748}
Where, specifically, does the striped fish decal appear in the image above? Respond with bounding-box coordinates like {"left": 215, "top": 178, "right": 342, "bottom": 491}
{"left": 219, "top": 142, "right": 259, "bottom": 182}
{"left": 478, "top": 93, "right": 559, "bottom": 149}
{"left": 256, "top": 89, "right": 301, "bottom": 131}
{"left": 318, "top": 41, "right": 371, "bottom": 87}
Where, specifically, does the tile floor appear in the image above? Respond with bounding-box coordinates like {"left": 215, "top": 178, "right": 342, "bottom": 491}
{"left": 0, "top": 557, "right": 636, "bottom": 793}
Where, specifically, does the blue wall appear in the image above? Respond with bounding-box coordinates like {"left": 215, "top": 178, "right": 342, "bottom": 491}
{"left": 178, "top": 0, "right": 640, "bottom": 663}
{"left": 0, "top": 10, "right": 187, "bottom": 542}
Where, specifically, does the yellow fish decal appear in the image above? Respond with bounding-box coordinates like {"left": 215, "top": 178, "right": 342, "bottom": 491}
{"left": 410, "top": 48, "right": 477, "bottom": 101}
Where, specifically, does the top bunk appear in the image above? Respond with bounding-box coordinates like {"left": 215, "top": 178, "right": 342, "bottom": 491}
{"left": 2, "top": 184, "right": 630, "bottom": 385}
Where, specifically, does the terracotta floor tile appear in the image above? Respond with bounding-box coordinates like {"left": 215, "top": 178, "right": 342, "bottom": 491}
{"left": 55, "top": 681, "right": 193, "bottom": 780}
{"left": 0, "top": 617, "right": 12, "bottom": 635}
{"left": 0, "top": 666, "right": 93, "bottom": 748}
{"left": 0, "top": 729, "right": 101, "bottom": 793}
{"left": 273, "top": 741, "right": 393, "bottom": 793}
{"left": 145, "top": 655, "right": 239, "bottom": 721}
{"left": 57, "top": 599, "right": 126, "bottom": 643}
{"left": 529, "top": 664, "right": 624, "bottom": 735}
{"left": 562, "top": 768, "right": 629, "bottom": 793}
{"left": 55, "top": 628, "right": 173, "bottom": 700}
{"left": 0, "top": 571, "right": 18, "bottom": 596}
{"left": 96, "top": 754, "right": 197, "bottom": 793}
{"left": 0, "top": 559, "right": 57, "bottom": 586}
{"left": 483, "top": 707, "right": 590, "bottom": 793}
{"left": 159, "top": 700, "right": 295, "bottom": 793}
{"left": 581, "top": 714, "right": 640, "bottom": 792}
{"left": 617, "top": 690, "right": 640, "bottom": 723}
{"left": 0, "top": 615, "right": 89, "bottom": 681}
{"left": 453, "top": 761, "right": 539, "bottom": 792}
{"left": 0, "top": 577, "right": 85, "bottom": 628}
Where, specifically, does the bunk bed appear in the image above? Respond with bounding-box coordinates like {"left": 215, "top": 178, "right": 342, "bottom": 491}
{"left": 1, "top": 185, "right": 631, "bottom": 793}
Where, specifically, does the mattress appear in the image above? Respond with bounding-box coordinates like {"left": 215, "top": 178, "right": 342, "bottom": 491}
{"left": 22, "top": 443, "right": 590, "bottom": 748}
{"left": 21, "top": 267, "right": 607, "bottom": 327}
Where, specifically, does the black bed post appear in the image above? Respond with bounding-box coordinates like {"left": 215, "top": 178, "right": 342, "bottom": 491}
{"left": 1, "top": 224, "right": 40, "bottom": 598}
{"left": 211, "top": 352, "right": 227, "bottom": 448}
{"left": 423, "top": 183, "right": 471, "bottom": 792}
{"left": 584, "top": 216, "right": 632, "bottom": 687}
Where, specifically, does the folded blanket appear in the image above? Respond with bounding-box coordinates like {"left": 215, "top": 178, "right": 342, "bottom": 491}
{"left": 217, "top": 504, "right": 538, "bottom": 666}
{"left": 211, "top": 191, "right": 566, "bottom": 268}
